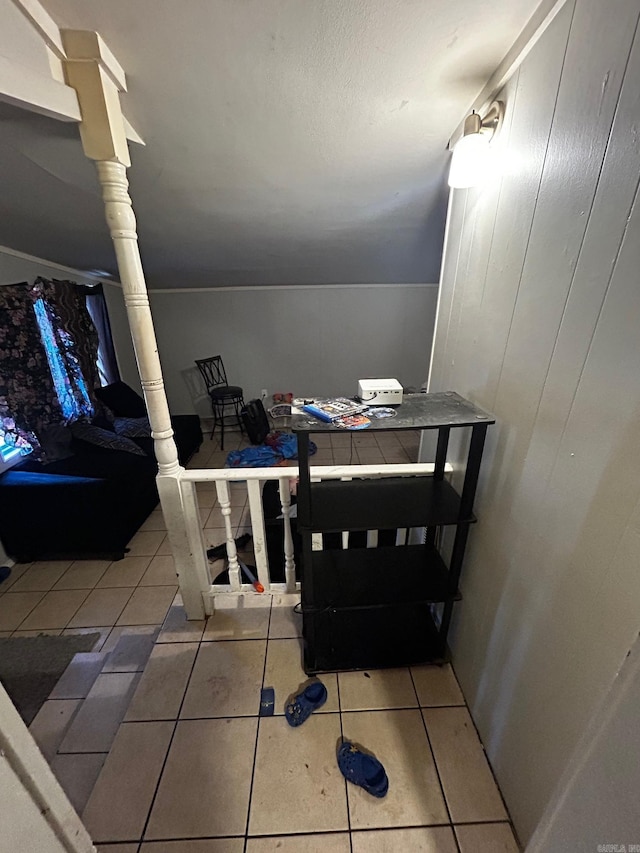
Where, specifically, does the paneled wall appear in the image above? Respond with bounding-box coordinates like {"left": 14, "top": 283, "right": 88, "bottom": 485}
{"left": 429, "top": 0, "right": 640, "bottom": 842}
{"left": 527, "top": 635, "right": 640, "bottom": 850}
{"left": 106, "top": 284, "right": 438, "bottom": 414}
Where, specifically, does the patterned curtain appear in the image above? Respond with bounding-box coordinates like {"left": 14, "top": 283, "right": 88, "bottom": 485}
{"left": 35, "top": 278, "right": 100, "bottom": 399}
{"left": 0, "top": 279, "right": 102, "bottom": 461}
{"left": 0, "top": 283, "right": 61, "bottom": 458}
{"left": 54, "top": 279, "right": 101, "bottom": 396}
{"left": 32, "top": 278, "right": 99, "bottom": 419}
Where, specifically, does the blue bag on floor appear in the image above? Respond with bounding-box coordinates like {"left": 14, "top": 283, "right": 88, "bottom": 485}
{"left": 275, "top": 433, "right": 316, "bottom": 459}
{"left": 226, "top": 446, "right": 280, "bottom": 468}
{"left": 225, "top": 435, "right": 316, "bottom": 468}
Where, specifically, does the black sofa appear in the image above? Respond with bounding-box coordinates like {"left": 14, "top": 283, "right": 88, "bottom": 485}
{"left": 0, "top": 383, "right": 202, "bottom": 563}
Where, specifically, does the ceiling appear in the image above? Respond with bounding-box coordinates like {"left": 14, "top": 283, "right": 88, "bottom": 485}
{"left": 1, "top": 0, "right": 540, "bottom": 288}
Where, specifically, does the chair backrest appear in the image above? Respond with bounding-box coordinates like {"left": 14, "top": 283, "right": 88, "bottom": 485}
{"left": 195, "top": 356, "right": 228, "bottom": 391}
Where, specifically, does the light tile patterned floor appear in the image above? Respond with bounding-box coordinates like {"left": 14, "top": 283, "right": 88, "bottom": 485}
{"left": 0, "top": 428, "right": 520, "bottom": 850}
{"left": 80, "top": 597, "right": 520, "bottom": 851}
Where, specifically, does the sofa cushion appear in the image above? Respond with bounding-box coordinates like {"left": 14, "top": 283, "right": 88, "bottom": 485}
{"left": 171, "top": 415, "right": 203, "bottom": 464}
{"left": 0, "top": 450, "right": 159, "bottom": 561}
{"left": 94, "top": 381, "right": 147, "bottom": 418}
{"left": 0, "top": 407, "right": 202, "bottom": 563}
{"left": 70, "top": 422, "right": 147, "bottom": 456}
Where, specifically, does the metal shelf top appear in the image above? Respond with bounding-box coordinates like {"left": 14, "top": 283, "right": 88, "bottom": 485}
{"left": 291, "top": 391, "right": 495, "bottom": 433}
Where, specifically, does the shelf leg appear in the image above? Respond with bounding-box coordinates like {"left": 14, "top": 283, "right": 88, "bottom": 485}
{"left": 297, "top": 432, "right": 311, "bottom": 526}
{"left": 460, "top": 423, "right": 488, "bottom": 518}
{"left": 434, "top": 427, "right": 450, "bottom": 481}
{"left": 439, "top": 423, "right": 488, "bottom": 648}
{"left": 439, "top": 522, "right": 471, "bottom": 644}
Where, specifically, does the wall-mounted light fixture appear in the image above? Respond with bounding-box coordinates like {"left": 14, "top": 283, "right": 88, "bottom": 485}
{"left": 448, "top": 100, "right": 504, "bottom": 189}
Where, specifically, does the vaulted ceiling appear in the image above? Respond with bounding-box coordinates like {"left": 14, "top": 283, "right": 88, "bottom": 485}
{"left": 1, "top": 0, "right": 540, "bottom": 287}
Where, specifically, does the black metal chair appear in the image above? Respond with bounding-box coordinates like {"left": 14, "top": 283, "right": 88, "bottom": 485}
{"left": 195, "top": 356, "right": 245, "bottom": 449}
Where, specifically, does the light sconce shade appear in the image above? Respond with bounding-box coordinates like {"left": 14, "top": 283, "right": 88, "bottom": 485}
{"left": 448, "top": 101, "right": 504, "bottom": 189}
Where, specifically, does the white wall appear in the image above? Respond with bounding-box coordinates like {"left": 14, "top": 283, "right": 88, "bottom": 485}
{"left": 0, "top": 246, "right": 98, "bottom": 287}
{"left": 0, "top": 683, "right": 93, "bottom": 853}
{"left": 1, "top": 247, "right": 438, "bottom": 421}
{"left": 0, "top": 0, "right": 57, "bottom": 80}
{"left": 0, "top": 755, "right": 66, "bottom": 853}
{"left": 1, "top": 759, "right": 67, "bottom": 853}
{"left": 528, "top": 635, "right": 640, "bottom": 851}
{"left": 429, "top": 0, "right": 640, "bottom": 843}
{"left": 107, "top": 284, "right": 439, "bottom": 415}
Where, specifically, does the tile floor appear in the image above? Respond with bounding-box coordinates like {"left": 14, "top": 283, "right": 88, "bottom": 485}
{"left": 79, "top": 596, "right": 519, "bottom": 852}
{"left": 0, "top": 427, "right": 521, "bottom": 851}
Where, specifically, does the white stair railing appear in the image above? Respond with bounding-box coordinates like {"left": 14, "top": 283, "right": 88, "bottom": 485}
{"left": 178, "top": 462, "right": 451, "bottom": 616}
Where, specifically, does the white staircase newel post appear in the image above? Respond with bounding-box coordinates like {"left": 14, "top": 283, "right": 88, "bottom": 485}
{"left": 95, "top": 160, "right": 209, "bottom": 619}
{"left": 95, "top": 161, "right": 177, "bottom": 472}
{"left": 61, "top": 36, "right": 210, "bottom": 620}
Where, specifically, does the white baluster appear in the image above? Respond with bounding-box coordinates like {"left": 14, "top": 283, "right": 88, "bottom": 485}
{"left": 367, "top": 530, "right": 378, "bottom": 548}
{"left": 278, "top": 477, "right": 296, "bottom": 593}
{"left": 215, "top": 480, "right": 241, "bottom": 590}
{"left": 341, "top": 475, "right": 352, "bottom": 550}
{"left": 247, "top": 479, "right": 270, "bottom": 592}
{"left": 396, "top": 527, "right": 408, "bottom": 546}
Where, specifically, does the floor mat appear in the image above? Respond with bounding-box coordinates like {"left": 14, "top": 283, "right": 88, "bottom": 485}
{"left": 0, "top": 633, "right": 100, "bottom": 725}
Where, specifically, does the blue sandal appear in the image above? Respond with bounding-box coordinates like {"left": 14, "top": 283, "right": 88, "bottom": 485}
{"left": 337, "top": 741, "right": 389, "bottom": 798}
{"left": 284, "top": 680, "right": 327, "bottom": 726}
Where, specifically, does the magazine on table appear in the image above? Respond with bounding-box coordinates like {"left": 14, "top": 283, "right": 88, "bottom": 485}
{"left": 333, "top": 414, "right": 371, "bottom": 430}
{"left": 302, "top": 397, "right": 368, "bottom": 422}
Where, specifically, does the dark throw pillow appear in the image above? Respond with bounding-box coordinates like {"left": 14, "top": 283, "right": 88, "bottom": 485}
{"left": 91, "top": 414, "right": 116, "bottom": 432}
{"left": 38, "top": 424, "right": 75, "bottom": 464}
{"left": 94, "top": 381, "right": 147, "bottom": 418}
{"left": 70, "top": 422, "right": 147, "bottom": 456}
{"left": 113, "top": 416, "right": 152, "bottom": 438}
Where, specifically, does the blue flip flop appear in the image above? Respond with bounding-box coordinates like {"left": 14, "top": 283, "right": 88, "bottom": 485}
{"left": 285, "top": 680, "right": 327, "bottom": 726}
{"left": 337, "top": 741, "right": 389, "bottom": 798}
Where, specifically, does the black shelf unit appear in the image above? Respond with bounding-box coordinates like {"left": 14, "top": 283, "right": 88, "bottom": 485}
{"left": 300, "top": 477, "right": 475, "bottom": 531}
{"left": 293, "top": 391, "right": 495, "bottom": 674}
